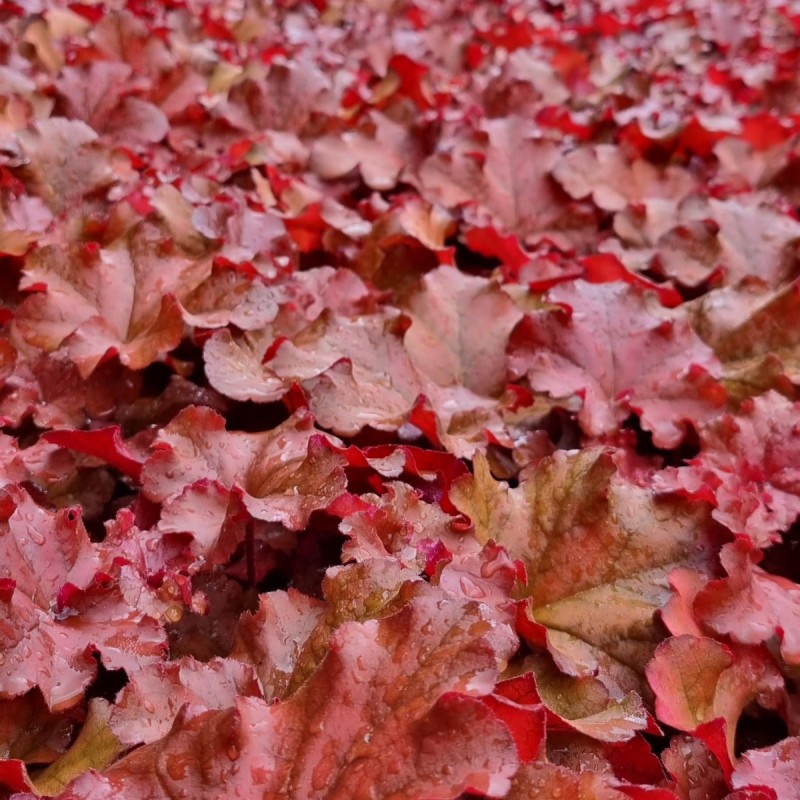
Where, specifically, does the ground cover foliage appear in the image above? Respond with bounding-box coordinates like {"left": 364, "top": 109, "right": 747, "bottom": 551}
{"left": 0, "top": 0, "right": 799, "bottom": 797}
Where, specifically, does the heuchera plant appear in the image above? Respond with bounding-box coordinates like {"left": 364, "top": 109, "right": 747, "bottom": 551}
{"left": 0, "top": 0, "right": 799, "bottom": 798}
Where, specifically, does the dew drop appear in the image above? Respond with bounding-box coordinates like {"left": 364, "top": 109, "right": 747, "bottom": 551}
{"left": 479, "top": 558, "right": 504, "bottom": 579}
{"left": 308, "top": 716, "right": 325, "bottom": 734}
{"left": 29, "top": 529, "right": 45, "bottom": 546}
{"left": 191, "top": 593, "right": 210, "bottom": 615}
{"left": 143, "top": 700, "right": 155, "bottom": 713}
{"left": 458, "top": 576, "right": 488, "bottom": 599}
{"left": 165, "top": 604, "right": 183, "bottom": 623}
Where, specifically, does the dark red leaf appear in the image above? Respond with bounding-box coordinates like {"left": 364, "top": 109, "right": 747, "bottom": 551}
{"left": 42, "top": 426, "right": 143, "bottom": 481}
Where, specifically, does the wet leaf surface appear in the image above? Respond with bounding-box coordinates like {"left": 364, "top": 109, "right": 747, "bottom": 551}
{"left": 1, "top": 1, "right": 800, "bottom": 797}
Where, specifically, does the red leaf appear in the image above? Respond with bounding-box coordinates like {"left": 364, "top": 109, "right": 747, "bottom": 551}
{"left": 16, "top": 225, "right": 210, "bottom": 376}
{"left": 480, "top": 692, "right": 546, "bottom": 763}
{"left": 646, "top": 636, "right": 784, "bottom": 763}
{"left": 42, "top": 426, "right": 144, "bottom": 481}
{"left": 477, "top": 116, "right": 564, "bottom": 244}
{"left": 694, "top": 539, "right": 800, "bottom": 665}
{"left": 101, "top": 593, "right": 520, "bottom": 798}
{"left": 55, "top": 62, "right": 168, "bottom": 147}
{"left": 464, "top": 226, "right": 528, "bottom": 267}
{"left": 0, "top": 759, "right": 35, "bottom": 794}
{"left": 338, "top": 480, "right": 476, "bottom": 567}
{"left": 552, "top": 144, "right": 696, "bottom": 212}
{"left": 656, "top": 392, "right": 800, "bottom": 544}
{"left": 142, "top": 406, "right": 347, "bottom": 531}
{"left": 4, "top": 0, "right": 800, "bottom": 792}
{"left": 507, "top": 762, "right": 677, "bottom": 800}
{"left": 508, "top": 281, "right": 725, "bottom": 447}
{"left": 732, "top": 737, "right": 800, "bottom": 799}
{"left": 203, "top": 311, "right": 425, "bottom": 433}
{"left": 109, "top": 657, "right": 262, "bottom": 747}
{"left": 231, "top": 588, "right": 324, "bottom": 702}
{"left": 10, "top": 119, "right": 114, "bottom": 214}
{"left": 580, "top": 253, "right": 682, "bottom": 308}
{"left": 402, "top": 266, "right": 523, "bottom": 397}
{"left": 662, "top": 734, "right": 728, "bottom": 800}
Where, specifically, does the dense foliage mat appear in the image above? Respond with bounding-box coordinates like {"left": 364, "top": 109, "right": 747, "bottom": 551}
{"left": 0, "top": 0, "right": 799, "bottom": 797}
